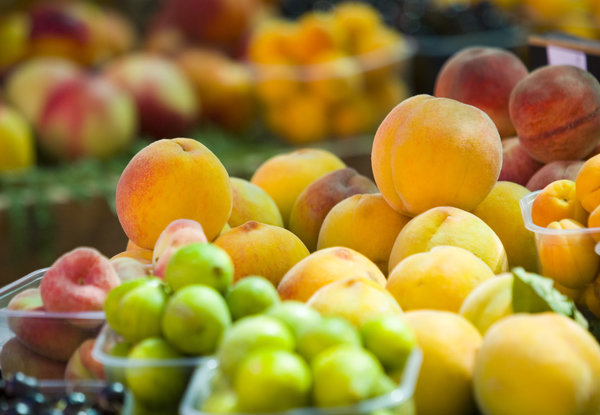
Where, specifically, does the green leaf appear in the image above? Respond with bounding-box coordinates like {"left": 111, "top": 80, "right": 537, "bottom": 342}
{"left": 511, "top": 267, "right": 588, "bottom": 329}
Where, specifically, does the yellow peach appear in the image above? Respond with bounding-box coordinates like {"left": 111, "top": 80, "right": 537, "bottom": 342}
{"left": 537, "top": 218, "right": 599, "bottom": 289}
{"left": 115, "top": 138, "right": 232, "bottom": 249}
{"left": 531, "top": 179, "right": 588, "bottom": 227}
{"left": 277, "top": 246, "right": 386, "bottom": 302}
{"left": 576, "top": 153, "right": 600, "bottom": 213}
{"left": 250, "top": 148, "right": 345, "bottom": 226}
{"left": 388, "top": 206, "right": 508, "bottom": 275}
{"left": 387, "top": 246, "right": 495, "bottom": 312}
{"left": 371, "top": 94, "right": 502, "bottom": 217}
{"left": 317, "top": 193, "right": 411, "bottom": 273}
{"left": 228, "top": 177, "right": 283, "bottom": 228}
{"left": 214, "top": 221, "right": 309, "bottom": 286}
{"left": 472, "top": 181, "right": 538, "bottom": 272}
{"left": 306, "top": 276, "right": 402, "bottom": 327}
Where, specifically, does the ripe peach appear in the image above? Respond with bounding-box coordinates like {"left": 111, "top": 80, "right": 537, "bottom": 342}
{"left": 498, "top": 137, "right": 543, "bottom": 186}
{"left": 317, "top": 193, "right": 411, "bottom": 273}
{"left": 110, "top": 257, "right": 152, "bottom": 281}
{"left": 0, "top": 103, "right": 35, "bottom": 173}
{"left": 40, "top": 247, "right": 120, "bottom": 313}
{"left": 387, "top": 246, "right": 495, "bottom": 312}
{"left": 434, "top": 47, "right": 527, "bottom": 137}
{"left": 472, "top": 181, "right": 538, "bottom": 272}
{"left": 214, "top": 221, "right": 309, "bottom": 286}
{"left": 103, "top": 53, "right": 198, "bottom": 139}
{"left": 530, "top": 180, "right": 588, "bottom": 227}
{"left": 509, "top": 65, "right": 600, "bottom": 163}
{"left": 575, "top": 154, "right": 600, "bottom": 213}
{"left": 4, "top": 57, "right": 83, "bottom": 124}
{"left": 371, "top": 94, "right": 502, "bottom": 216}
{"left": 250, "top": 148, "right": 346, "bottom": 226}
{"left": 37, "top": 75, "right": 137, "bottom": 161}
{"left": 306, "top": 276, "right": 402, "bottom": 327}
{"left": 389, "top": 206, "right": 508, "bottom": 274}
{"left": 176, "top": 48, "right": 255, "bottom": 132}
{"left": 288, "top": 168, "right": 378, "bottom": 251}
{"left": 526, "top": 160, "right": 584, "bottom": 191}
{"left": 0, "top": 337, "right": 66, "bottom": 380}
{"left": 151, "top": 219, "right": 208, "bottom": 278}
{"left": 64, "top": 339, "right": 104, "bottom": 381}
{"left": 229, "top": 177, "right": 283, "bottom": 228}
{"left": 111, "top": 248, "right": 153, "bottom": 265}
{"left": 277, "top": 246, "right": 386, "bottom": 302}
{"left": 7, "top": 288, "right": 96, "bottom": 362}
{"left": 116, "top": 138, "right": 232, "bottom": 249}
{"left": 538, "top": 219, "right": 599, "bottom": 289}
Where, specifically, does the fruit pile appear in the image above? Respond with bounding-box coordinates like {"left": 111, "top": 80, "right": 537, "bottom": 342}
{"left": 247, "top": 2, "right": 413, "bottom": 144}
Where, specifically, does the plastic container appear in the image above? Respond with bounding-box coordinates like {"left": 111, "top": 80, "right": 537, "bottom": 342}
{"left": 179, "top": 347, "right": 423, "bottom": 415}
{"left": 0, "top": 268, "right": 105, "bottom": 379}
{"left": 520, "top": 191, "right": 600, "bottom": 277}
{"left": 92, "top": 324, "right": 210, "bottom": 414}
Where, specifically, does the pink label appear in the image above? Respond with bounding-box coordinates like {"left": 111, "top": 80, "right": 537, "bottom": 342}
{"left": 546, "top": 45, "right": 587, "bottom": 70}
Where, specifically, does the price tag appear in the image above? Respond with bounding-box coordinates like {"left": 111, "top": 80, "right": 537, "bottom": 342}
{"left": 546, "top": 45, "right": 587, "bottom": 70}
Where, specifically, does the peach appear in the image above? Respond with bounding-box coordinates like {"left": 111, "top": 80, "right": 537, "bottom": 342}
{"left": 214, "top": 221, "right": 310, "bottom": 286}
{"left": 509, "top": 65, "right": 600, "bottom": 163}
{"left": 575, "top": 154, "right": 600, "bottom": 213}
{"left": 103, "top": 53, "right": 198, "bottom": 139}
{"left": 229, "top": 177, "right": 284, "bottom": 228}
{"left": 250, "top": 148, "right": 346, "bottom": 226}
{"left": 526, "top": 160, "right": 584, "bottom": 191}
{"left": 434, "top": 47, "right": 528, "bottom": 137}
{"left": 154, "top": 0, "right": 258, "bottom": 54}
{"left": 498, "top": 137, "right": 543, "bottom": 186}
{"left": 371, "top": 94, "right": 502, "bottom": 217}
{"left": 64, "top": 339, "right": 104, "bottom": 381}
{"left": 7, "top": 288, "right": 96, "bottom": 362}
{"left": 588, "top": 204, "right": 600, "bottom": 231}
{"left": 329, "top": 94, "right": 377, "bottom": 138}
{"left": 306, "top": 276, "right": 402, "bottom": 327}
{"left": 0, "top": 103, "right": 35, "bottom": 173}
{"left": 581, "top": 279, "right": 600, "bottom": 318}
{"left": 176, "top": 48, "right": 255, "bottom": 132}
{"left": 317, "top": 193, "right": 411, "bottom": 273}
{"left": 151, "top": 218, "right": 208, "bottom": 278}
{"left": 277, "top": 246, "right": 386, "bottom": 302}
{"left": 472, "top": 181, "right": 538, "bottom": 272}
{"left": 388, "top": 206, "right": 508, "bottom": 274}
{"left": 530, "top": 179, "right": 588, "bottom": 227}
{"left": 37, "top": 75, "right": 137, "bottom": 161}
{"left": 0, "top": 337, "right": 66, "bottom": 380}
{"left": 291, "top": 12, "right": 344, "bottom": 64}
{"left": 110, "top": 257, "right": 152, "bottom": 282}
{"left": 387, "top": 246, "right": 495, "bottom": 313}
{"left": 40, "top": 247, "right": 120, "bottom": 313}
{"left": 116, "top": 138, "right": 232, "bottom": 249}
{"left": 111, "top": 248, "right": 153, "bottom": 265}
{"left": 304, "top": 50, "right": 363, "bottom": 105}
{"left": 4, "top": 57, "right": 83, "bottom": 124}
{"left": 288, "top": 168, "right": 378, "bottom": 251}
{"left": 537, "top": 219, "right": 599, "bottom": 289}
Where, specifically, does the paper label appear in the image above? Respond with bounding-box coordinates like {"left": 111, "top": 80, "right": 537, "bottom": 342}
{"left": 547, "top": 45, "right": 587, "bottom": 70}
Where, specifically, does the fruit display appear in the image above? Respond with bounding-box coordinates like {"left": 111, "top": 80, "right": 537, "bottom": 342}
{"left": 2, "top": 2, "right": 600, "bottom": 414}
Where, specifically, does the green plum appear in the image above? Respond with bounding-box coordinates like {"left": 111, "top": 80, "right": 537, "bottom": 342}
{"left": 226, "top": 276, "right": 280, "bottom": 320}
{"left": 104, "top": 277, "right": 169, "bottom": 343}
{"left": 360, "top": 315, "right": 417, "bottom": 372}
{"left": 162, "top": 285, "right": 232, "bottom": 355}
{"left": 311, "top": 344, "right": 386, "bottom": 407}
{"left": 266, "top": 300, "right": 322, "bottom": 338}
{"left": 125, "top": 337, "right": 188, "bottom": 408}
{"left": 165, "top": 242, "right": 234, "bottom": 294}
{"left": 234, "top": 349, "right": 312, "bottom": 412}
{"left": 297, "top": 316, "right": 362, "bottom": 361}
{"left": 217, "top": 315, "right": 295, "bottom": 379}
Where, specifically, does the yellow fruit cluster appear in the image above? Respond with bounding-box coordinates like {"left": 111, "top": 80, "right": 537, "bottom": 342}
{"left": 528, "top": 154, "right": 600, "bottom": 317}
{"left": 246, "top": 2, "right": 412, "bottom": 144}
